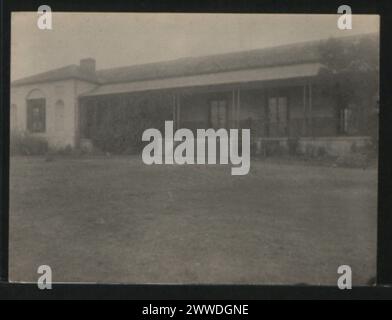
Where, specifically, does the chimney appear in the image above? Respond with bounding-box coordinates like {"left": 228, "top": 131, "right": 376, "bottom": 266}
{"left": 80, "top": 58, "right": 96, "bottom": 74}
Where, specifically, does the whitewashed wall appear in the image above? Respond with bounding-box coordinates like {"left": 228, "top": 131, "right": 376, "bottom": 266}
{"left": 10, "top": 79, "right": 97, "bottom": 148}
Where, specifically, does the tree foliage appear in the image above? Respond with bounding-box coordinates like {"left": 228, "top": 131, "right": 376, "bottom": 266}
{"left": 318, "top": 35, "right": 379, "bottom": 137}
{"left": 318, "top": 35, "right": 379, "bottom": 105}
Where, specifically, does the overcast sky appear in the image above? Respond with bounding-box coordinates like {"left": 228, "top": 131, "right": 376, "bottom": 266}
{"left": 11, "top": 13, "right": 379, "bottom": 80}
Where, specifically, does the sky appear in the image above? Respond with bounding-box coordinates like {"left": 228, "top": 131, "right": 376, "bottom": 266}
{"left": 11, "top": 13, "right": 379, "bottom": 81}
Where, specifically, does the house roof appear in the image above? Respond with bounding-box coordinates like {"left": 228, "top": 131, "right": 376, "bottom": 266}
{"left": 95, "top": 40, "right": 322, "bottom": 84}
{"left": 12, "top": 33, "right": 377, "bottom": 87}
{"left": 83, "top": 63, "right": 323, "bottom": 97}
{"left": 12, "top": 65, "right": 102, "bottom": 86}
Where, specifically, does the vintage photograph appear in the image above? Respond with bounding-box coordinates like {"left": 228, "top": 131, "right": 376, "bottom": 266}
{"left": 9, "top": 12, "right": 379, "bottom": 285}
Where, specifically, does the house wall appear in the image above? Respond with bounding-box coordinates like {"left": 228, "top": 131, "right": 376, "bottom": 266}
{"left": 11, "top": 79, "right": 338, "bottom": 150}
{"left": 11, "top": 79, "right": 97, "bottom": 148}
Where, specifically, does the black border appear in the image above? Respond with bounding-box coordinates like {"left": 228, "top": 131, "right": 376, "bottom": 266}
{"left": 1, "top": 283, "right": 392, "bottom": 300}
{"left": 0, "top": 0, "right": 11, "bottom": 284}
{"left": 1, "top": 0, "right": 392, "bottom": 299}
{"left": 377, "top": 2, "right": 392, "bottom": 286}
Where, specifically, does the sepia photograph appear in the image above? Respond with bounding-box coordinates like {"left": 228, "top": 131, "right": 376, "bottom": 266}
{"left": 9, "top": 12, "right": 379, "bottom": 286}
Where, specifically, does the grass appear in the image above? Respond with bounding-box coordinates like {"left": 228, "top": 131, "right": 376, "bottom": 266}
{"left": 9, "top": 156, "right": 377, "bottom": 285}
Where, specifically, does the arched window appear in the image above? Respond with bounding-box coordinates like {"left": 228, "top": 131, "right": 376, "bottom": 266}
{"left": 26, "top": 89, "right": 46, "bottom": 133}
{"left": 55, "top": 100, "right": 65, "bottom": 132}
{"left": 10, "top": 104, "right": 17, "bottom": 130}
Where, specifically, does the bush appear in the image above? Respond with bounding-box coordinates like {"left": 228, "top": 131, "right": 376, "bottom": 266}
{"left": 262, "top": 140, "right": 287, "bottom": 156}
{"left": 10, "top": 132, "right": 48, "bottom": 156}
{"left": 305, "top": 144, "right": 316, "bottom": 158}
{"left": 88, "top": 94, "right": 172, "bottom": 154}
{"left": 316, "top": 146, "right": 327, "bottom": 158}
{"left": 53, "top": 145, "right": 73, "bottom": 156}
{"left": 303, "top": 144, "right": 327, "bottom": 159}
{"left": 335, "top": 142, "right": 377, "bottom": 168}
{"left": 335, "top": 152, "right": 369, "bottom": 168}
{"left": 287, "top": 138, "right": 299, "bottom": 155}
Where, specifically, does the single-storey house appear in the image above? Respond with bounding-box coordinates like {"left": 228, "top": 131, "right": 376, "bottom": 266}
{"left": 11, "top": 33, "right": 379, "bottom": 156}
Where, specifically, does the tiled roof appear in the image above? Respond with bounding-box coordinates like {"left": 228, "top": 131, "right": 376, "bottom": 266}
{"left": 96, "top": 40, "right": 322, "bottom": 84}
{"left": 83, "top": 63, "right": 323, "bottom": 97}
{"left": 12, "top": 33, "right": 377, "bottom": 87}
{"left": 12, "top": 65, "right": 102, "bottom": 86}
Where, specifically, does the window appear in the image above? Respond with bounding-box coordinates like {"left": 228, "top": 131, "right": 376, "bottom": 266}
{"left": 27, "top": 98, "right": 46, "bottom": 133}
{"left": 210, "top": 100, "right": 227, "bottom": 129}
{"left": 268, "top": 97, "right": 288, "bottom": 136}
{"left": 55, "top": 100, "right": 65, "bottom": 132}
{"left": 11, "top": 104, "right": 17, "bottom": 130}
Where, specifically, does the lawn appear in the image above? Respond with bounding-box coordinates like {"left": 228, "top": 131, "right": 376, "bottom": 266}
{"left": 9, "top": 156, "right": 377, "bottom": 285}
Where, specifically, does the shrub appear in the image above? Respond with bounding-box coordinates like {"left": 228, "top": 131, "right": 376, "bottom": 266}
{"left": 336, "top": 152, "right": 369, "bottom": 168}
{"left": 262, "top": 140, "right": 287, "bottom": 156}
{"left": 53, "top": 145, "right": 73, "bottom": 156}
{"left": 88, "top": 94, "right": 172, "bottom": 154}
{"left": 10, "top": 132, "right": 48, "bottom": 156}
{"left": 316, "top": 146, "right": 327, "bottom": 158}
{"left": 305, "top": 144, "right": 316, "bottom": 158}
{"left": 350, "top": 142, "right": 358, "bottom": 153}
{"left": 335, "top": 142, "right": 377, "bottom": 168}
{"left": 287, "top": 138, "right": 299, "bottom": 155}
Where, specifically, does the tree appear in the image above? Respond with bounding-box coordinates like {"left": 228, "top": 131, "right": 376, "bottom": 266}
{"left": 318, "top": 35, "right": 379, "bottom": 136}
